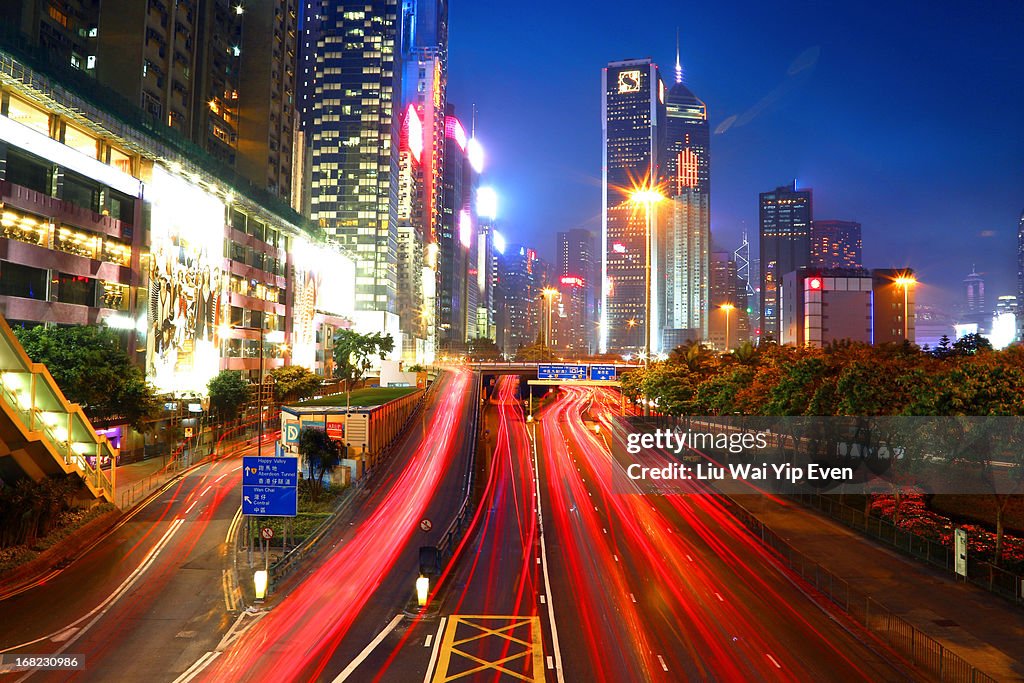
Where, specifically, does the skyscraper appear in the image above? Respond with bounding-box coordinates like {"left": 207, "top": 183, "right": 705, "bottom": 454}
{"left": 810, "top": 220, "right": 862, "bottom": 270}
{"left": 601, "top": 58, "right": 666, "bottom": 354}
{"left": 437, "top": 107, "right": 472, "bottom": 352}
{"left": 557, "top": 229, "right": 596, "bottom": 350}
{"left": 759, "top": 182, "right": 812, "bottom": 342}
{"left": 308, "top": 1, "right": 403, "bottom": 314}
{"left": 661, "top": 42, "right": 710, "bottom": 349}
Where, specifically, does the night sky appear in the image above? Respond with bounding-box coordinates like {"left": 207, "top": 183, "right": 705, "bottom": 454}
{"left": 446, "top": 1, "right": 1024, "bottom": 310}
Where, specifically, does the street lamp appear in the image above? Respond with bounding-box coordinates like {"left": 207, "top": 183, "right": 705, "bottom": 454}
{"left": 720, "top": 303, "right": 735, "bottom": 353}
{"left": 542, "top": 287, "right": 559, "bottom": 349}
{"left": 894, "top": 275, "right": 916, "bottom": 341}
{"left": 629, "top": 187, "right": 665, "bottom": 366}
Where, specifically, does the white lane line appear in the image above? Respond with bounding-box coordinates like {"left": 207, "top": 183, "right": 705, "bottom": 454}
{"left": 200, "top": 486, "right": 212, "bottom": 497}
{"left": 658, "top": 655, "right": 669, "bottom": 671}
{"left": 766, "top": 653, "right": 782, "bottom": 669}
{"left": 231, "top": 465, "right": 242, "bottom": 471}
{"left": 422, "top": 616, "right": 448, "bottom": 683}
{"left": 175, "top": 651, "right": 221, "bottom": 683}
{"left": 715, "top": 592, "right": 724, "bottom": 602}
{"left": 2, "top": 518, "right": 184, "bottom": 656}
{"left": 531, "top": 423, "right": 565, "bottom": 683}
{"left": 547, "top": 656, "right": 554, "bottom": 670}
{"left": 185, "top": 500, "right": 197, "bottom": 514}
{"left": 424, "top": 634, "right": 433, "bottom": 648}
{"left": 333, "top": 613, "right": 404, "bottom": 682}
{"left": 215, "top": 473, "right": 227, "bottom": 483}
{"left": 536, "top": 557, "right": 541, "bottom": 564}
{"left": 540, "top": 594, "right": 546, "bottom": 604}
{"left": 602, "top": 528, "right": 607, "bottom": 534}
{"left": 686, "top": 554, "right": 694, "bottom": 562}
{"left": 630, "top": 593, "right": 637, "bottom": 603}
{"left": 613, "top": 555, "right": 619, "bottom": 562}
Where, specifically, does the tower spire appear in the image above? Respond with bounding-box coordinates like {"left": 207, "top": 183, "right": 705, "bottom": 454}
{"left": 674, "top": 28, "right": 683, "bottom": 84}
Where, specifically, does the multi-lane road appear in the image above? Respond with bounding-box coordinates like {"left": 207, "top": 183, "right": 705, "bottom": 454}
{"left": 1, "top": 373, "right": 922, "bottom": 681}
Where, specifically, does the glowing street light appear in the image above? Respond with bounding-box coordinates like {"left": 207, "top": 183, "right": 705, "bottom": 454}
{"left": 629, "top": 187, "right": 665, "bottom": 366}
{"left": 720, "top": 303, "right": 735, "bottom": 353}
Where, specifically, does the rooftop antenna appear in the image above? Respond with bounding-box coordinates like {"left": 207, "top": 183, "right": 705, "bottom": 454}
{"left": 674, "top": 28, "right": 684, "bottom": 84}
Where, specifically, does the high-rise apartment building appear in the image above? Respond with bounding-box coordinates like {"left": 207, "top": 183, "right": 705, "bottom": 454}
{"left": 810, "top": 219, "right": 862, "bottom": 270}
{"left": 308, "top": 0, "right": 402, "bottom": 314}
{"left": 601, "top": 58, "right": 666, "bottom": 354}
{"left": 437, "top": 107, "right": 472, "bottom": 351}
{"left": 496, "top": 245, "right": 545, "bottom": 357}
{"left": 759, "top": 182, "right": 812, "bottom": 342}
{"left": 5, "top": 0, "right": 299, "bottom": 203}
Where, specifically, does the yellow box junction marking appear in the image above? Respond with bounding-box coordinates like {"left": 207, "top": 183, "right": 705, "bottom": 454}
{"left": 431, "top": 615, "right": 544, "bottom": 682}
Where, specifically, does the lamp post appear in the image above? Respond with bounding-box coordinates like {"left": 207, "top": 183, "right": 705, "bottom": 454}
{"left": 894, "top": 275, "right": 916, "bottom": 341}
{"left": 629, "top": 188, "right": 664, "bottom": 367}
{"left": 720, "top": 303, "right": 735, "bottom": 353}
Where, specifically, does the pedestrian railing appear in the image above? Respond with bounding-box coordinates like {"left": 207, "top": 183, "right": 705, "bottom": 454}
{"left": 723, "top": 497, "right": 1000, "bottom": 683}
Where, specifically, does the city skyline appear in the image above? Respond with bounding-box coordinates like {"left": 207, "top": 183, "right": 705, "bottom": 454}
{"left": 446, "top": 1, "right": 1024, "bottom": 307}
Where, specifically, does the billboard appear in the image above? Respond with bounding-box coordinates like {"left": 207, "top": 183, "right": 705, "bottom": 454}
{"left": 145, "top": 166, "right": 227, "bottom": 394}
{"left": 290, "top": 237, "right": 356, "bottom": 369}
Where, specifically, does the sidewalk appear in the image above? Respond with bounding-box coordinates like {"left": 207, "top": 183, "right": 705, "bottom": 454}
{"left": 735, "top": 494, "right": 1024, "bottom": 681}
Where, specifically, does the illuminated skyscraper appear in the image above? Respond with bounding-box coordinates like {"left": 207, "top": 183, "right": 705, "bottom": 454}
{"left": 308, "top": 1, "right": 404, "bottom": 315}
{"left": 437, "top": 107, "right": 473, "bottom": 352}
{"left": 601, "top": 58, "right": 666, "bottom": 354}
{"left": 759, "top": 182, "right": 812, "bottom": 341}
{"left": 810, "top": 220, "right": 862, "bottom": 269}
{"left": 1018, "top": 211, "right": 1023, "bottom": 340}
{"left": 557, "top": 229, "right": 596, "bottom": 351}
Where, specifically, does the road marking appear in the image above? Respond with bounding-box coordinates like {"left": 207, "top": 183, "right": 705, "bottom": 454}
{"left": 532, "top": 423, "right": 565, "bottom": 683}
{"left": 49, "top": 627, "right": 78, "bottom": 643}
{"left": 175, "top": 651, "right": 221, "bottom": 683}
{"left": 613, "top": 554, "right": 619, "bottom": 562}
{"left": 215, "top": 473, "right": 227, "bottom": 483}
{"left": 536, "top": 557, "right": 541, "bottom": 564}
{"left": 422, "top": 616, "right": 447, "bottom": 683}
{"left": 200, "top": 485, "right": 212, "bottom": 497}
{"left": 657, "top": 655, "right": 669, "bottom": 672}
{"left": 630, "top": 593, "right": 637, "bottom": 603}
{"left": 539, "top": 594, "right": 546, "bottom": 604}
{"left": 547, "top": 656, "right": 553, "bottom": 669}
{"left": 1, "top": 518, "right": 184, "bottom": 657}
{"left": 766, "top": 654, "right": 782, "bottom": 669}
{"left": 602, "top": 528, "right": 607, "bottom": 534}
{"left": 424, "top": 634, "right": 433, "bottom": 648}
{"left": 715, "top": 592, "right": 724, "bottom": 602}
{"left": 185, "top": 500, "right": 197, "bottom": 514}
{"left": 431, "top": 615, "right": 544, "bottom": 682}
{"left": 333, "top": 613, "right": 404, "bottom": 682}
{"left": 686, "top": 554, "right": 694, "bottom": 562}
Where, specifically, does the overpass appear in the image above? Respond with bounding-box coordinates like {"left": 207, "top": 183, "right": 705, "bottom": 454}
{"left": 0, "top": 316, "right": 117, "bottom": 503}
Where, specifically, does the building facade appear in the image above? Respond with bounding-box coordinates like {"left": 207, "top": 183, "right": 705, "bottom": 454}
{"left": 601, "top": 58, "right": 666, "bottom": 354}
{"left": 556, "top": 228, "right": 595, "bottom": 351}
{"left": 760, "top": 182, "right": 812, "bottom": 342}
{"left": 662, "top": 190, "right": 709, "bottom": 345}
{"left": 780, "top": 269, "right": 872, "bottom": 348}
{"left": 810, "top": 219, "right": 861, "bottom": 270}
{"left": 871, "top": 269, "right": 916, "bottom": 345}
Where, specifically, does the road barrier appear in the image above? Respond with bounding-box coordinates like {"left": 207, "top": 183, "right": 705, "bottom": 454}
{"left": 722, "top": 497, "right": 1000, "bottom": 683}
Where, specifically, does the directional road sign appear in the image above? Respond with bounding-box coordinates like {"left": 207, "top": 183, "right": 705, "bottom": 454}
{"left": 537, "top": 364, "right": 587, "bottom": 380}
{"left": 589, "top": 365, "right": 616, "bottom": 381}
{"left": 242, "top": 456, "right": 299, "bottom": 517}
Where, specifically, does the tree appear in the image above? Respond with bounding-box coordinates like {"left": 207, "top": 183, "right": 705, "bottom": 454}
{"left": 269, "top": 365, "right": 323, "bottom": 404}
{"left": 298, "top": 426, "right": 341, "bottom": 498}
{"left": 515, "top": 343, "right": 555, "bottom": 362}
{"left": 332, "top": 329, "right": 395, "bottom": 386}
{"left": 14, "top": 324, "right": 160, "bottom": 431}
{"left": 468, "top": 336, "right": 502, "bottom": 361}
{"left": 951, "top": 332, "right": 993, "bottom": 357}
{"left": 207, "top": 370, "right": 251, "bottom": 421}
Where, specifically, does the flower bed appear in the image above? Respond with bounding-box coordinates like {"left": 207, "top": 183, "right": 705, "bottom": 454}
{"left": 869, "top": 493, "right": 1024, "bottom": 574}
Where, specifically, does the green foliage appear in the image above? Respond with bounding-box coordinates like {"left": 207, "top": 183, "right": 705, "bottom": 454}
{"left": 0, "top": 474, "right": 78, "bottom": 549}
{"left": 515, "top": 343, "right": 555, "bottom": 362}
{"left": 407, "top": 364, "right": 427, "bottom": 373}
{"left": 14, "top": 324, "right": 160, "bottom": 430}
{"left": 207, "top": 370, "right": 251, "bottom": 420}
{"left": 298, "top": 427, "right": 341, "bottom": 498}
{"left": 269, "top": 365, "right": 323, "bottom": 404}
{"left": 468, "top": 336, "right": 502, "bottom": 361}
{"left": 332, "top": 329, "right": 395, "bottom": 384}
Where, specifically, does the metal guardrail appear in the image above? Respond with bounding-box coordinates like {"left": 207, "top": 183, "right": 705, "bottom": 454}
{"left": 722, "top": 496, "right": 1000, "bottom": 683}
{"left": 434, "top": 375, "right": 482, "bottom": 565}
{"left": 792, "top": 492, "right": 1024, "bottom": 607}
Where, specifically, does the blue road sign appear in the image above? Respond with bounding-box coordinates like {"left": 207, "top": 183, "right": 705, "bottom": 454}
{"left": 284, "top": 422, "right": 301, "bottom": 444}
{"left": 537, "top": 364, "right": 587, "bottom": 380}
{"left": 242, "top": 456, "right": 299, "bottom": 517}
{"left": 590, "top": 365, "right": 616, "bottom": 381}
{"left": 242, "top": 485, "right": 297, "bottom": 517}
